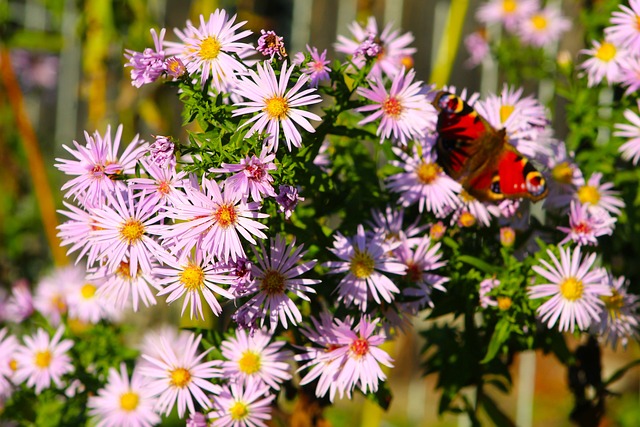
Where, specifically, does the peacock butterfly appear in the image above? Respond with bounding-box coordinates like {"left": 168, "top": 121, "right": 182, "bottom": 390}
{"left": 432, "top": 91, "right": 548, "bottom": 203}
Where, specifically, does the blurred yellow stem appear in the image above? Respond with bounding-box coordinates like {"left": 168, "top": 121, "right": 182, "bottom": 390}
{"left": 429, "top": 0, "right": 470, "bottom": 87}
{"left": 0, "top": 47, "right": 67, "bottom": 266}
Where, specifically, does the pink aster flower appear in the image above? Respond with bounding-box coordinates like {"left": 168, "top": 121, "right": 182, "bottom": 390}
{"left": 614, "top": 101, "right": 640, "bottom": 165}
{"left": 232, "top": 60, "right": 322, "bottom": 152}
{"left": 451, "top": 190, "right": 500, "bottom": 228}
{"left": 606, "top": 0, "right": 640, "bottom": 51}
{"left": 477, "top": 0, "right": 539, "bottom": 31}
{"left": 367, "top": 205, "right": 425, "bottom": 248}
{"left": 558, "top": 202, "right": 616, "bottom": 247}
{"left": 592, "top": 273, "right": 640, "bottom": 349}
{"left": 210, "top": 149, "right": 277, "bottom": 203}
{"left": 541, "top": 141, "right": 583, "bottom": 211}
{"left": 529, "top": 246, "right": 610, "bottom": 333}
{"left": 164, "top": 10, "right": 253, "bottom": 90}
{"left": 34, "top": 265, "right": 83, "bottom": 326}
{"left": 91, "top": 260, "right": 161, "bottom": 312}
{"left": 4, "top": 280, "right": 34, "bottom": 323}
{"left": 579, "top": 39, "right": 627, "bottom": 87}
{"left": 324, "top": 224, "right": 405, "bottom": 311}
{"left": 140, "top": 331, "right": 221, "bottom": 418}
{"left": 147, "top": 135, "right": 176, "bottom": 168}
{"left": 209, "top": 378, "right": 275, "bottom": 427}
{"left": 300, "top": 316, "right": 393, "bottom": 401}
{"left": 124, "top": 28, "right": 166, "bottom": 88}
{"left": 517, "top": 5, "right": 571, "bottom": 47}
{"left": 55, "top": 125, "right": 147, "bottom": 208}
{"left": 300, "top": 45, "right": 330, "bottom": 88}
{"left": 0, "top": 328, "right": 18, "bottom": 400}
{"left": 355, "top": 68, "right": 435, "bottom": 146}
{"left": 161, "top": 176, "right": 268, "bottom": 263}
{"left": 464, "top": 29, "right": 490, "bottom": 68}
{"left": 393, "top": 235, "right": 448, "bottom": 311}
{"left": 90, "top": 189, "right": 169, "bottom": 275}
{"left": 129, "top": 159, "right": 187, "bottom": 208}
{"left": 220, "top": 328, "right": 292, "bottom": 390}
{"left": 155, "top": 251, "right": 234, "bottom": 319}
{"left": 137, "top": 327, "right": 195, "bottom": 370}
{"left": 88, "top": 363, "right": 161, "bottom": 427}
{"left": 234, "top": 234, "right": 319, "bottom": 332}
{"left": 334, "top": 17, "right": 416, "bottom": 79}
{"left": 256, "top": 29, "right": 287, "bottom": 60}
{"left": 479, "top": 278, "right": 500, "bottom": 309}
{"left": 618, "top": 56, "right": 640, "bottom": 95}
{"left": 574, "top": 172, "right": 624, "bottom": 216}
{"left": 13, "top": 327, "right": 74, "bottom": 394}
{"left": 386, "top": 142, "right": 462, "bottom": 216}
{"left": 57, "top": 201, "right": 105, "bottom": 266}
{"left": 66, "top": 276, "right": 118, "bottom": 324}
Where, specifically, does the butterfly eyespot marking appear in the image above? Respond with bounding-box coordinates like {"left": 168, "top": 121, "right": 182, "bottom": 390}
{"left": 526, "top": 171, "right": 547, "bottom": 197}
{"left": 490, "top": 176, "right": 502, "bottom": 195}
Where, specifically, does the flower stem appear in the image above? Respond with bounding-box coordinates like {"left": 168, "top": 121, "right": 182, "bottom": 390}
{"left": 429, "top": 0, "right": 470, "bottom": 87}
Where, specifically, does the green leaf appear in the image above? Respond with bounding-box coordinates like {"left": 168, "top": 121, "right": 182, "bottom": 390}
{"left": 479, "top": 393, "right": 516, "bottom": 427}
{"left": 604, "top": 358, "right": 640, "bottom": 387}
{"left": 458, "top": 255, "right": 500, "bottom": 275}
{"left": 481, "top": 318, "right": 511, "bottom": 364}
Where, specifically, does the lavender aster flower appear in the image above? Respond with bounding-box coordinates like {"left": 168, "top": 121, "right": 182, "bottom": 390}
{"left": 300, "top": 45, "right": 330, "bottom": 88}
{"left": 211, "top": 149, "right": 277, "bottom": 203}
{"left": 147, "top": 135, "right": 176, "bottom": 168}
{"left": 593, "top": 273, "right": 640, "bottom": 349}
{"left": 325, "top": 224, "right": 405, "bottom": 311}
{"left": 275, "top": 185, "right": 304, "bottom": 219}
{"left": 529, "top": 246, "right": 610, "bottom": 332}
{"left": 558, "top": 202, "right": 616, "bottom": 246}
{"left": 209, "top": 379, "right": 274, "bottom": 427}
{"left": 234, "top": 234, "right": 319, "bottom": 332}
{"left": 614, "top": 100, "right": 640, "bottom": 165}
{"left": 124, "top": 28, "right": 166, "bottom": 87}
{"left": 232, "top": 60, "right": 322, "bottom": 152}
{"left": 606, "top": 0, "right": 640, "bottom": 51}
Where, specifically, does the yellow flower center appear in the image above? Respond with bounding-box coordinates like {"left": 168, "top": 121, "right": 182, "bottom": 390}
{"left": 430, "top": 222, "right": 446, "bottom": 240}
{"left": 602, "top": 289, "right": 624, "bottom": 319}
{"left": 52, "top": 294, "right": 67, "bottom": 313}
{"left": 502, "top": 0, "right": 516, "bottom": 13}
{"left": 383, "top": 97, "right": 403, "bottom": 118}
{"left": 265, "top": 96, "right": 289, "bottom": 120}
{"left": 117, "top": 261, "right": 133, "bottom": 278}
{"left": 169, "top": 367, "right": 191, "bottom": 388}
{"left": 180, "top": 263, "right": 205, "bottom": 291}
{"left": 119, "top": 391, "right": 140, "bottom": 412}
{"left": 499, "top": 105, "right": 515, "bottom": 123}
{"left": 230, "top": 401, "right": 250, "bottom": 420}
{"left": 9, "top": 358, "right": 17, "bottom": 372}
{"left": 81, "top": 283, "right": 97, "bottom": 299}
{"left": 460, "top": 189, "right": 475, "bottom": 203}
{"left": 238, "top": 351, "right": 261, "bottom": 374}
{"left": 158, "top": 181, "right": 171, "bottom": 195}
{"left": 497, "top": 296, "right": 512, "bottom": 310}
{"left": 200, "top": 36, "right": 222, "bottom": 60}
{"left": 119, "top": 218, "right": 145, "bottom": 244}
{"left": 459, "top": 212, "right": 476, "bottom": 228}
{"left": 595, "top": 42, "right": 617, "bottom": 62}
{"left": 350, "top": 250, "right": 375, "bottom": 279}
{"left": 552, "top": 162, "right": 574, "bottom": 184}
{"left": 531, "top": 14, "right": 548, "bottom": 31}
{"left": 559, "top": 277, "right": 584, "bottom": 301}
{"left": 34, "top": 350, "right": 52, "bottom": 369}
{"left": 214, "top": 204, "right": 238, "bottom": 228}
{"left": 400, "top": 55, "right": 414, "bottom": 70}
{"left": 577, "top": 185, "right": 601, "bottom": 205}
{"left": 416, "top": 162, "right": 440, "bottom": 184}
{"left": 260, "top": 270, "right": 286, "bottom": 295}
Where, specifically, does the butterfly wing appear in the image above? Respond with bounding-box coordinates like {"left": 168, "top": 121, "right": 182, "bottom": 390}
{"left": 432, "top": 91, "right": 548, "bottom": 203}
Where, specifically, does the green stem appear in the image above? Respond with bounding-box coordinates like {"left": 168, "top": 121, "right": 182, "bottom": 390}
{"left": 429, "top": 0, "right": 470, "bottom": 87}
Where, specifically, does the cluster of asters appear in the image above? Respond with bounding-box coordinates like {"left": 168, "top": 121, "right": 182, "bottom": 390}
{"left": 2, "top": 5, "right": 640, "bottom": 426}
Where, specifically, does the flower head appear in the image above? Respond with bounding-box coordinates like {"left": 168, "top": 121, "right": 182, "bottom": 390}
{"left": 88, "top": 363, "right": 161, "bottom": 427}
{"left": 356, "top": 68, "right": 435, "bottom": 145}
{"left": 164, "top": 10, "right": 253, "bottom": 90}
{"left": 299, "top": 45, "right": 330, "bottom": 88}
{"left": 605, "top": 0, "right": 640, "bottom": 51}
{"left": 0, "top": 328, "right": 19, "bottom": 400}
{"left": 234, "top": 234, "right": 319, "bottom": 332}
{"left": 124, "top": 28, "right": 166, "bottom": 87}
{"left": 275, "top": 185, "right": 304, "bottom": 219}
{"left": 324, "top": 224, "right": 405, "bottom": 311}
{"left": 13, "top": 327, "right": 74, "bottom": 394}
{"left": 55, "top": 125, "right": 147, "bottom": 208}
{"left": 558, "top": 202, "right": 616, "bottom": 247}
{"left": 211, "top": 150, "right": 277, "bottom": 203}
{"left": 574, "top": 172, "right": 624, "bottom": 216}
{"left": 614, "top": 100, "right": 640, "bottom": 165}
{"left": 257, "top": 29, "right": 287, "bottom": 60}
{"left": 4, "top": 280, "right": 34, "bottom": 323}
{"left": 140, "top": 332, "right": 221, "bottom": 417}
{"left": 579, "top": 39, "right": 627, "bottom": 87}
{"left": 517, "top": 5, "right": 571, "bottom": 47}
{"left": 147, "top": 135, "right": 176, "bottom": 168}
{"left": 476, "top": 0, "right": 539, "bottom": 32}
{"left": 232, "top": 60, "right": 322, "bottom": 152}
{"left": 592, "top": 274, "right": 640, "bottom": 349}
{"left": 209, "top": 378, "right": 275, "bottom": 427}
{"left": 529, "top": 246, "right": 610, "bottom": 332}
{"left": 220, "top": 328, "right": 292, "bottom": 390}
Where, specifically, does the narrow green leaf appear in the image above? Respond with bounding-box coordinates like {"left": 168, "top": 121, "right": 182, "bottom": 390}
{"left": 458, "top": 255, "right": 500, "bottom": 275}
{"left": 482, "top": 318, "right": 511, "bottom": 364}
